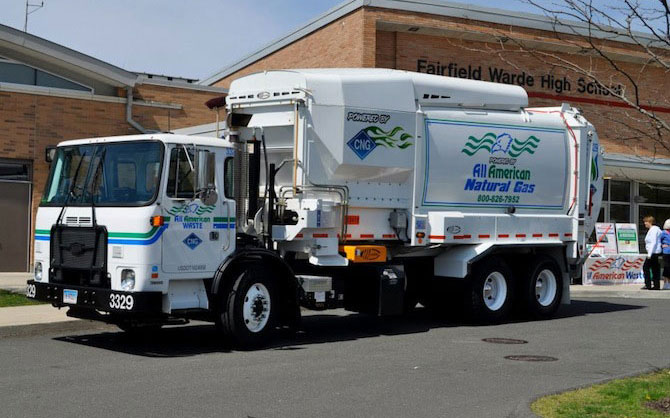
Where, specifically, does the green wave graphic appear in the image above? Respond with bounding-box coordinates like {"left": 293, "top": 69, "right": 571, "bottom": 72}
{"left": 461, "top": 133, "right": 496, "bottom": 155}
{"left": 512, "top": 135, "right": 540, "bottom": 145}
{"left": 462, "top": 133, "right": 541, "bottom": 157}
{"left": 466, "top": 132, "right": 497, "bottom": 144}
{"left": 463, "top": 139, "right": 495, "bottom": 149}
{"left": 462, "top": 145, "right": 492, "bottom": 156}
{"left": 196, "top": 206, "right": 215, "bottom": 215}
{"left": 363, "top": 126, "right": 414, "bottom": 149}
{"left": 508, "top": 135, "right": 540, "bottom": 157}
{"left": 509, "top": 142, "right": 538, "bottom": 152}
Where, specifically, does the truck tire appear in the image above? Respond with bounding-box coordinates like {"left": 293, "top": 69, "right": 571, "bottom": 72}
{"left": 219, "top": 265, "right": 277, "bottom": 348}
{"left": 522, "top": 256, "right": 563, "bottom": 319}
{"left": 469, "top": 257, "right": 514, "bottom": 322}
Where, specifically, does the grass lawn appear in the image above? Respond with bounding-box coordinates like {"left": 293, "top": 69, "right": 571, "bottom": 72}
{"left": 0, "top": 289, "right": 44, "bottom": 308}
{"left": 532, "top": 369, "right": 670, "bottom": 417}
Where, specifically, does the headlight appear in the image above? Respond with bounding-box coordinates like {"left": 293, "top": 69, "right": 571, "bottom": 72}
{"left": 121, "top": 269, "right": 135, "bottom": 291}
{"left": 34, "top": 262, "right": 43, "bottom": 282}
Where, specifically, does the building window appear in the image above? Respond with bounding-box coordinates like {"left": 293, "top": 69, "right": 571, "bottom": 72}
{"left": 0, "top": 159, "right": 31, "bottom": 182}
{"left": 637, "top": 182, "right": 670, "bottom": 251}
{"left": 600, "top": 179, "right": 631, "bottom": 223}
{"left": 589, "top": 179, "right": 631, "bottom": 247}
{"left": 0, "top": 59, "right": 92, "bottom": 92}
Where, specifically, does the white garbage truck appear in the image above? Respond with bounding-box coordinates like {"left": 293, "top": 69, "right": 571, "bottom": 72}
{"left": 27, "top": 69, "right": 603, "bottom": 347}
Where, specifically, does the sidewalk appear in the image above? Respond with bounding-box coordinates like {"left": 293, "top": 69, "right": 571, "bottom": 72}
{"left": 0, "top": 272, "right": 79, "bottom": 328}
{"left": 570, "top": 284, "right": 670, "bottom": 299}
{"left": 0, "top": 304, "right": 73, "bottom": 327}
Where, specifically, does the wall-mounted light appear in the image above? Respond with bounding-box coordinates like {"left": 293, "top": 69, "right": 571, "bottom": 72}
{"left": 45, "top": 146, "right": 56, "bottom": 163}
{"left": 408, "top": 26, "right": 420, "bottom": 32}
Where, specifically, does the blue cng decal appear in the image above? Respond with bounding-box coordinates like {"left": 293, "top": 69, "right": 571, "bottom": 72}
{"left": 183, "top": 233, "right": 202, "bottom": 250}
{"left": 347, "top": 129, "right": 377, "bottom": 160}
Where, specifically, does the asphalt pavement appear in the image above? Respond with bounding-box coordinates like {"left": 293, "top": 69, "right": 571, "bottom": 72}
{"left": 1, "top": 297, "right": 669, "bottom": 418}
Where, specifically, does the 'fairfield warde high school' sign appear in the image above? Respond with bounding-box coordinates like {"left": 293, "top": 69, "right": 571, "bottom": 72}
{"left": 416, "top": 59, "right": 623, "bottom": 97}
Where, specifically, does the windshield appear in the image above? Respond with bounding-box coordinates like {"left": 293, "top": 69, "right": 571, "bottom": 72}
{"left": 41, "top": 141, "right": 163, "bottom": 207}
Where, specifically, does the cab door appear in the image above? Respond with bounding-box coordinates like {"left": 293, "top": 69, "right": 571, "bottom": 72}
{"left": 161, "top": 145, "right": 222, "bottom": 274}
{"left": 219, "top": 149, "right": 236, "bottom": 255}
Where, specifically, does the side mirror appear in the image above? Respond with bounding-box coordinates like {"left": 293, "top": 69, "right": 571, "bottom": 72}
{"left": 196, "top": 150, "right": 217, "bottom": 205}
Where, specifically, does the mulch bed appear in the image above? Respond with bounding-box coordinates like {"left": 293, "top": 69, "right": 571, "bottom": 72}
{"left": 646, "top": 397, "right": 670, "bottom": 415}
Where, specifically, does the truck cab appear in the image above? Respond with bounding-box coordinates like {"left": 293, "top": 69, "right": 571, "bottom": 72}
{"left": 29, "top": 135, "right": 239, "bottom": 327}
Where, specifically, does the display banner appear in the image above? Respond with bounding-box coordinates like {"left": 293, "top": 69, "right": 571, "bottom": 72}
{"left": 591, "top": 223, "right": 617, "bottom": 255}
{"left": 583, "top": 254, "right": 645, "bottom": 285}
{"left": 615, "top": 223, "right": 640, "bottom": 254}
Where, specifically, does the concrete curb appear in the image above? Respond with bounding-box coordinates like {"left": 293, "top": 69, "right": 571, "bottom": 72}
{"left": 570, "top": 285, "right": 670, "bottom": 300}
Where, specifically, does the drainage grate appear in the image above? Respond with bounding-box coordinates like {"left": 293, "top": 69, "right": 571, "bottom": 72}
{"left": 482, "top": 338, "right": 528, "bottom": 344}
{"left": 504, "top": 355, "right": 558, "bottom": 362}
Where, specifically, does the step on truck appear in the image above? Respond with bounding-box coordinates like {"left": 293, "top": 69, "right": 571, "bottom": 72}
{"left": 27, "top": 69, "right": 603, "bottom": 347}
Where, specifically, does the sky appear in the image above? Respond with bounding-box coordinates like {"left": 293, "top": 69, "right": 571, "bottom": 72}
{"left": 0, "top": 0, "right": 643, "bottom": 81}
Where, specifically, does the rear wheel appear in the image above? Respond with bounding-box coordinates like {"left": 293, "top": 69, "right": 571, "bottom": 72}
{"left": 523, "top": 256, "right": 563, "bottom": 318}
{"left": 469, "top": 257, "right": 514, "bottom": 322}
{"left": 219, "top": 265, "right": 278, "bottom": 348}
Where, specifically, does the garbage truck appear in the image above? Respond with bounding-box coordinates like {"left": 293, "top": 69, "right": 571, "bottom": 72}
{"left": 27, "top": 69, "right": 603, "bottom": 347}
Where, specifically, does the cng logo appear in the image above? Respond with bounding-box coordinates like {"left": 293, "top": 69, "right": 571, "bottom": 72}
{"left": 183, "top": 233, "right": 202, "bottom": 250}
{"left": 347, "top": 126, "right": 414, "bottom": 160}
{"left": 347, "top": 129, "right": 377, "bottom": 160}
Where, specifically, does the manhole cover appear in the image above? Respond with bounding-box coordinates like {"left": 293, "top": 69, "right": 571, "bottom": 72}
{"left": 482, "top": 338, "right": 528, "bottom": 344}
{"left": 504, "top": 355, "right": 558, "bottom": 362}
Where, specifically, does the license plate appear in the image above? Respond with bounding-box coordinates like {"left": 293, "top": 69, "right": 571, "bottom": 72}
{"left": 63, "top": 289, "right": 78, "bottom": 304}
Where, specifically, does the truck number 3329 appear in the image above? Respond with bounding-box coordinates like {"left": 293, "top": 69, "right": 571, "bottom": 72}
{"left": 109, "top": 294, "right": 134, "bottom": 310}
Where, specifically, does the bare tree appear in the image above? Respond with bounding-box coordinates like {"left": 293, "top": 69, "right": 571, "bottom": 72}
{"left": 524, "top": 0, "right": 669, "bottom": 153}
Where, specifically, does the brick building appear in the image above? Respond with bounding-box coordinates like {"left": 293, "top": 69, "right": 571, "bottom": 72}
{"left": 201, "top": 0, "right": 670, "bottom": 251}
{"left": 0, "top": 24, "right": 226, "bottom": 271}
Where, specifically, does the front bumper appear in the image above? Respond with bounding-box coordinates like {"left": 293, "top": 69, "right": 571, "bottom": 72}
{"left": 26, "top": 280, "right": 162, "bottom": 314}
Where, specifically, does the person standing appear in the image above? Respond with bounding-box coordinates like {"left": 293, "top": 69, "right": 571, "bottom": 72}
{"left": 661, "top": 219, "right": 670, "bottom": 290}
{"left": 642, "top": 216, "right": 662, "bottom": 290}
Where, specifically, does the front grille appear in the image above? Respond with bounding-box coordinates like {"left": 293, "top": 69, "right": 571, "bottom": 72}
{"left": 50, "top": 225, "right": 109, "bottom": 288}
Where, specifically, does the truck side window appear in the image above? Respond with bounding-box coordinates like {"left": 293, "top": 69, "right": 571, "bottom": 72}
{"left": 166, "top": 147, "right": 195, "bottom": 198}
{"left": 224, "top": 157, "right": 234, "bottom": 199}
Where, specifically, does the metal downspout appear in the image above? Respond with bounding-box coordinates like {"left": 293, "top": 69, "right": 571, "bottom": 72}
{"left": 126, "top": 87, "right": 148, "bottom": 133}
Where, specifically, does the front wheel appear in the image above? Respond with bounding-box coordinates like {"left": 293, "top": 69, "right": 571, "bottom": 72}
{"left": 523, "top": 256, "right": 563, "bottom": 319}
{"left": 219, "top": 265, "right": 278, "bottom": 348}
{"left": 469, "top": 257, "right": 514, "bottom": 322}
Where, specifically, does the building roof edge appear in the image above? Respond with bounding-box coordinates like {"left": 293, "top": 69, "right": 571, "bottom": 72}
{"left": 0, "top": 23, "right": 138, "bottom": 87}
